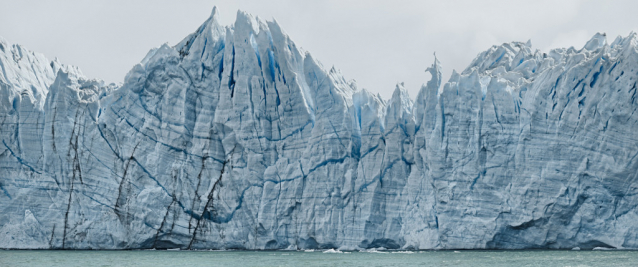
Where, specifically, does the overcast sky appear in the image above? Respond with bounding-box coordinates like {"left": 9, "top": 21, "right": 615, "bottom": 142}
{"left": 1, "top": 0, "right": 637, "bottom": 99}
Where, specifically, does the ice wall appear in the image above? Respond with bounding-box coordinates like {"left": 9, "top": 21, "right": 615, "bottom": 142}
{"left": 1, "top": 9, "right": 638, "bottom": 250}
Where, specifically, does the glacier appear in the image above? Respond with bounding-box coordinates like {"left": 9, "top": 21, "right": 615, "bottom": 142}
{"left": 1, "top": 8, "right": 638, "bottom": 250}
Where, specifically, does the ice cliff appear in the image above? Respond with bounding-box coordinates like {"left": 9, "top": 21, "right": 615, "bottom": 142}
{"left": 2, "top": 8, "right": 638, "bottom": 250}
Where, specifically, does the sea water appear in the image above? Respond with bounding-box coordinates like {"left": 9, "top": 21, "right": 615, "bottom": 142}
{"left": 1, "top": 249, "right": 637, "bottom": 266}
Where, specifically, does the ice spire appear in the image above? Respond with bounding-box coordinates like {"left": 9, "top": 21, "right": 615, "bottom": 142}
{"left": 525, "top": 39, "right": 532, "bottom": 48}
{"left": 413, "top": 53, "right": 443, "bottom": 130}
{"left": 426, "top": 52, "right": 442, "bottom": 94}
{"left": 210, "top": 6, "right": 218, "bottom": 20}
{"left": 174, "top": 6, "right": 225, "bottom": 60}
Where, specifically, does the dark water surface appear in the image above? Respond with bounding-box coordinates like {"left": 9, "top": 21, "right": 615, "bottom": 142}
{"left": 1, "top": 249, "right": 637, "bottom": 266}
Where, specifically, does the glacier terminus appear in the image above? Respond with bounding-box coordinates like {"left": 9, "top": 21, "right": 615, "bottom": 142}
{"left": 1, "top": 8, "right": 638, "bottom": 250}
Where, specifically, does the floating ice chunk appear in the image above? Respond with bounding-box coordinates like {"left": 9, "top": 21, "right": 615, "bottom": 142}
{"left": 592, "top": 247, "right": 614, "bottom": 251}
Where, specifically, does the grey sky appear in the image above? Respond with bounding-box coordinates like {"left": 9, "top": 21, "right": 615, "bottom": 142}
{"left": 1, "top": 0, "right": 637, "bottom": 100}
